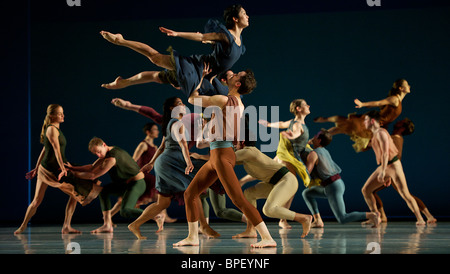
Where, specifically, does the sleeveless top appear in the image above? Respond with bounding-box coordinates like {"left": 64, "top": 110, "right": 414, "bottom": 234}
{"left": 105, "top": 146, "right": 141, "bottom": 184}
{"left": 314, "top": 147, "right": 342, "bottom": 181}
{"left": 203, "top": 19, "right": 246, "bottom": 77}
{"left": 41, "top": 124, "right": 67, "bottom": 176}
{"left": 288, "top": 120, "right": 309, "bottom": 159}
{"left": 371, "top": 128, "right": 399, "bottom": 165}
{"left": 164, "top": 118, "right": 185, "bottom": 150}
{"left": 379, "top": 94, "right": 402, "bottom": 127}
{"left": 136, "top": 139, "right": 157, "bottom": 168}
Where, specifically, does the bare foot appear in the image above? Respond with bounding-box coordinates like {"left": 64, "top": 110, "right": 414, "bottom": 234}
{"left": 91, "top": 224, "right": 113, "bottom": 234}
{"left": 313, "top": 117, "right": 327, "bottom": 123}
{"left": 62, "top": 226, "right": 82, "bottom": 234}
{"left": 100, "top": 31, "right": 124, "bottom": 45}
{"left": 278, "top": 219, "right": 292, "bottom": 229}
{"left": 102, "top": 76, "right": 129, "bottom": 90}
{"left": 173, "top": 237, "right": 199, "bottom": 247}
{"left": 250, "top": 239, "right": 277, "bottom": 248}
{"left": 128, "top": 223, "right": 147, "bottom": 239}
{"left": 371, "top": 212, "right": 382, "bottom": 228}
{"left": 14, "top": 226, "right": 26, "bottom": 235}
{"left": 311, "top": 219, "right": 324, "bottom": 228}
{"left": 154, "top": 214, "right": 165, "bottom": 233}
{"left": 299, "top": 215, "right": 312, "bottom": 238}
{"left": 416, "top": 220, "right": 426, "bottom": 226}
{"left": 232, "top": 229, "right": 257, "bottom": 239}
{"left": 199, "top": 224, "right": 221, "bottom": 238}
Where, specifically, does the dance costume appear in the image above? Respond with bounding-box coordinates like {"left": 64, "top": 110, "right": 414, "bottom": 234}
{"left": 276, "top": 121, "right": 313, "bottom": 187}
{"left": 184, "top": 96, "right": 263, "bottom": 227}
{"left": 40, "top": 125, "right": 101, "bottom": 205}
{"left": 153, "top": 119, "right": 206, "bottom": 204}
{"left": 236, "top": 146, "right": 299, "bottom": 221}
{"left": 98, "top": 146, "right": 146, "bottom": 218}
{"left": 136, "top": 139, "right": 157, "bottom": 204}
{"left": 159, "top": 19, "right": 245, "bottom": 97}
{"left": 302, "top": 147, "right": 367, "bottom": 223}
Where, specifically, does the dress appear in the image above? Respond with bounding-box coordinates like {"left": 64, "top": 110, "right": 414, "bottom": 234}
{"left": 276, "top": 121, "right": 314, "bottom": 187}
{"left": 136, "top": 140, "right": 157, "bottom": 204}
{"left": 154, "top": 119, "right": 206, "bottom": 204}
{"left": 166, "top": 19, "right": 245, "bottom": 97}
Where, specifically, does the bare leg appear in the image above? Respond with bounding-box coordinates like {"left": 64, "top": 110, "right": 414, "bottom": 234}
{"left": 361, "top": 170, "right": 384, "bottom": 227}
{"left": 173, "top": 221, "right": 200, "bottom": 247}
{"left": 91, "top": 210, "right": 114, "bottom": 234}
{"left": 100, "top": 31, "right": 174, "bottom": 70}
{"left": 128, "top": 194, "right": 171, "bottom": 239}
{"left": 14, "top": 180, "right": 48, "bottom": 234}
{"left": 389, "top": 163, "right": 426, "bottom": 226}
{"left": 61, "top": 197, "right": 81, "bottom": 234}
{"left": 102, "top": 71, "right": 163, "bottom": 90}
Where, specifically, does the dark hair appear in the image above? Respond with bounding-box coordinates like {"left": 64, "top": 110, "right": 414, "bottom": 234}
{"left": 317, "top": 129, "right": 332, "bottom": 147}
{"left": 365, "top": 110, "right": 381, "bottom": 122}
{"left": 223, "top": 4, "right": 243, "bottom": 29}
{"left": 161, "top": 97, "right": 179, "bottom": 137}
{"left": 143, "top": 122, "right": 157, "bottom": 134}
{"left": 237, "top": 69, "right": 257, "bottom": 95}
{"left": 388, "top": 79, "right": 407, "bottom": 96}
{"left": 393, "top": 118, "right": 415, "bottom": 136}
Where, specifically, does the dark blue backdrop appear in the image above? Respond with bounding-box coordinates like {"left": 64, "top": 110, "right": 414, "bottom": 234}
{"left": 3, "top": 0, "right": 450, "bottom": 224}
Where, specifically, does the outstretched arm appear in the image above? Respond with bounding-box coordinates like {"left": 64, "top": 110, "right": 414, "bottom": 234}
{"left": 354, "top": 95, "right": 399, "bottom": 109}
{"left": 258, "top": 119, "right": 292, "bottom": 129}
{"left": 70, "top": 157, "right": 116, "bottom": 181}
{"left": 159, "top": 27, "right": 228, "bottom": 44}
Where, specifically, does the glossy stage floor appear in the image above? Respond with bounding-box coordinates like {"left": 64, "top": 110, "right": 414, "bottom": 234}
{"left": 1, "top": 220, "right": 449, "bottom": 255}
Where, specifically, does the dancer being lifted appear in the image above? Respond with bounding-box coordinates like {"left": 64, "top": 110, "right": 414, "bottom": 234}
{"left": 100, "top": 4, "right": 249, "bottom": 99}
{"left": 314, "top": 79, "right": 411, "bottom": 152}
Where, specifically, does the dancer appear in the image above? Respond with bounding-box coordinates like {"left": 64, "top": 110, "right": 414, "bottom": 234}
{"left": 66, "top": 137, "right": 147, "bottom": 233}
{"left": 174, "top": 65, "right": 277, "bottom": 248}
{"left": 100, "top": 4, "right": 249, "bottom": 98}
{"left": 314, "top": 79, "right": 411, "bottom": 152}
{"left": 361, "top": 110, "right": 425, "bottom": 226}
{"left": 301, "top": 129, "right": 379, "bottom": 228}
{"left": 190, "top": 152, "right": 246, "bottom": 225}
{"left": 235, "top": 117, "right": 312, "bottom": 238}
{"left": 367, "top": 119, "right": 436, "bottom": 224}
{"left": 15, "top": 104, "right": 101, "bottom": 235}
{"left": 127, "top": 97, "right": 219, "bottom": 239}
{"left": 259, "top": 99, "right": 314, "bottom": 228}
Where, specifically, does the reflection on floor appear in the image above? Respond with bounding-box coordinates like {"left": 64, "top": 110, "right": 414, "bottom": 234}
{"left": 1, "top": 221, "right": 449, "bottom": 254}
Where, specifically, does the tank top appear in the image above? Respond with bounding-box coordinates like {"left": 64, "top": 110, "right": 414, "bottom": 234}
{"left": 288, "top": 120, "right": 309, "bottom": 159}
{"left": 164, "top": 119, "right": 184, "bottom": 150}
{"left": 136, "top": 139, "right": 157, "bottom": 168}
{"left": 41, "top": 125, "right": 67, "bottom": 176}
{"left": 371, "top": 128, "right": 399, "bottom": 165}
{"left": 105, "top": 146, "right": 141, "bottom": 183}
{"left": 314, "top": 147, "right": 342, "bottom": 181}
{"left": 379, "top": 94, "right": 402, "bottom": 127}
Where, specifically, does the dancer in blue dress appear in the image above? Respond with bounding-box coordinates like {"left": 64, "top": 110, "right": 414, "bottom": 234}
{"left": 100, "top": 4, "right": 248, "bottom": 98}
{"left": 127, "top": 97, "right": 218, "bottom": 239}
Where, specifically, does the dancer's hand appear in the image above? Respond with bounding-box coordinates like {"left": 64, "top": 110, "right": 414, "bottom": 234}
{"left": 58, "top": 168, "right": 67, "bottom": 181}
{"left": 111, "top": 98, "right": 130, "bottom": 108}
{"left": 25, "top": 168, "right": 37, "bottom": 180}
{"left": 258, "top": 119, "right": 269, "bottom": 127}
{"left": 281, "top": 130, "right": 294, "bottom": 139}
{"left": 185, "top": 162, "right": 194, "bottom": 175}
{"left": 141, "top": 163, "right": 154, "bottom": 173}
{"left": 354, "top": 98, "right": 363, "bottom": 108}
{"left": 159, "top": 27, "right": 178, "bottom": 37}
{"left": 202, "top": 62, "right": 212, "bottom": 77}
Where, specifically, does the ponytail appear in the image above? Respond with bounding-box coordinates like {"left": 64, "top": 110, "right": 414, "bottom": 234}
{"left": 40, "top": 104, "right": 62, "bottom": 143}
